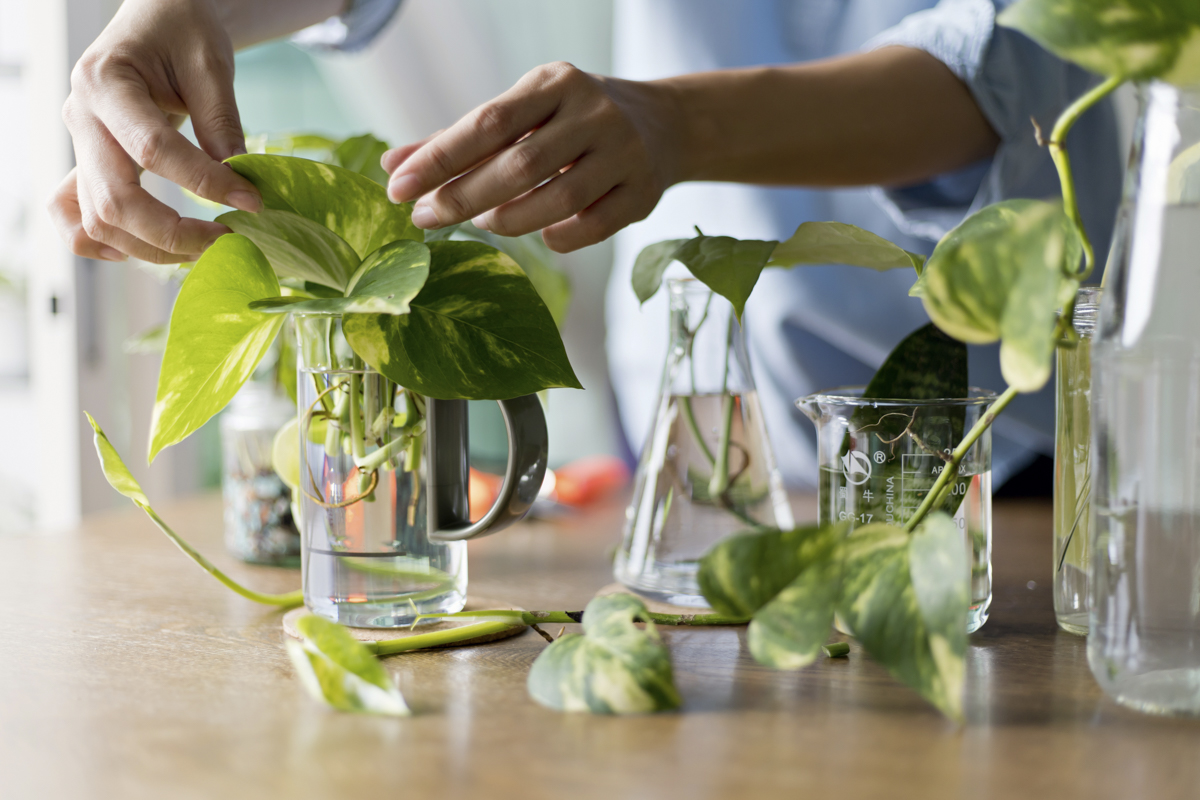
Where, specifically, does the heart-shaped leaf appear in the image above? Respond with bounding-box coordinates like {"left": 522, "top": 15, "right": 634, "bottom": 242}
{"left": 918, "top": 199, "right": 1078, "bottom": 392}
{"left": 698, "top": 523, "right": 845, "bottom": 618}
{"left": 226, "top": 154, "right": 422, "bottom": 259}
{"left": 287, "top": 614, "right": 410, "bottom": 716}
{"left": 672, "top": 235, "right": 778, "bottom": 321}
{"left": 453, "top": 222, "right": 573, "bottom": 329}
{"left": 250, "top": 240, "right": 431, "bottom": 316}
{"left": 218, "top": 208, "right": 361, "bottom": 292}
{"left": 526, "top": 594, "right": 681, "bottom": 714}
{"left": 343, "top": 240, "right": 582, "bottom": 399}
{"left": 631, "top": 238, "right": 688, "bottom": 303}
{"left": 747, "top": 557, "right": 843, "bottom": 670}
{"left": 999, "top": 0, "right": 1200, "bottom": 84}
{"left": 768, "top": 221, "right": 925, "bottom": 274}
{"left": 149, "top": 234, "right": 285, "bottom": 461}
{"left": 334, "top": 133, "right": 391, "bottom": 185}
{"left": 836, "top": 514, "right": 967, "bottom": 720}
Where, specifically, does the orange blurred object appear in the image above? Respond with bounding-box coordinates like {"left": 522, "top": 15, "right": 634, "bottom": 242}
{"left": 553, "top": 455, "right": 630, "bottom": 507}
{"left": 469, "top": 468, "right": 503, "bottom": 522}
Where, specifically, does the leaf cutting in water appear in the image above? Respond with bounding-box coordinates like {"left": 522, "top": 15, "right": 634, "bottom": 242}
{"left": 287, "top": 614, "right": 410, "bottom": 716}
{"left": 527, "top": 594, "right": 681, "bottom": 714}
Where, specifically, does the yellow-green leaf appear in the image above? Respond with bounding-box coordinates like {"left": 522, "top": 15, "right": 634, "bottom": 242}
{"left": 768, "top": 221, "right": 925, "bottom": 274}
{"left": 218, "top": 208, "right": 361, "bottom": 292}
{"left": 149, "top": 234, "right": 285, "bottom": 461}
{"left": 747, "top": 557, "right": 843, "bottom": 670}
{"left": 288, "top": 615, "right": 410, "bottom": 716}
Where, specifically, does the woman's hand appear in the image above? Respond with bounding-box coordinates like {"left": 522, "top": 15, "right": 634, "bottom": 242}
{"left": 383, "top": 62, "right": 683, "bottom": 254}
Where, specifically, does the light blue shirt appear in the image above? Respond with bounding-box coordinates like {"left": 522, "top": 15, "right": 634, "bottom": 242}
{"left": 311, "top": 0, "right": 1122, "bottom": 488}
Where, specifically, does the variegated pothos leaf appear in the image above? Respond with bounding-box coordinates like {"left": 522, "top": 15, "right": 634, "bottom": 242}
{"left": 287, "top": 615, "right": 410, "bottom": 716}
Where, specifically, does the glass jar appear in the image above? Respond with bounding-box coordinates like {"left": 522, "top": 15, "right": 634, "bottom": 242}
{"left": 1053, "top": 287, "right": 1101, "bottom": 635}
{"left": 614, "top": 279, "right": 794, "bottom": 607}
{"left": 220, "top": 381, "right": 300, "bottom": 565}
{"left": 1090, "top": 81, "right": 1200, "bottom": 714}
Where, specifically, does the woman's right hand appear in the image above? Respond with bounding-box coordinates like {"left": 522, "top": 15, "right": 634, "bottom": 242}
{"left": 50, "top": 0, "right": 263, "bottom": 264}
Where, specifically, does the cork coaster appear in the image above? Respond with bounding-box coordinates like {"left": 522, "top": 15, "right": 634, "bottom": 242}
{"left": 283, "top": 596, "right": 527, "bottom": 648}
{"left": 594, "top": 582, "right": 731, "bottom": 618}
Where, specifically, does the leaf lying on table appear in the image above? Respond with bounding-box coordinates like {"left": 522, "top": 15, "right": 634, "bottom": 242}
{"left": 527, "top": 594, "right": 681, "bottom": 714}
{"left": 344, "top": 240, "right": 582, "bottom": 399}
{"left": 287, "top": 615, "right": 410, "bottom": 717}
{"left": 86, "top": 413, "right": 303, "bottom": 608}
{"left": 837, "top": 514, "right": 968, "bottom": 720}
{"left": 148, "top": 234, "right": 286, "bottom": 461}
{"left": 915, "top": 199, "right": 1079, "bottom": 392}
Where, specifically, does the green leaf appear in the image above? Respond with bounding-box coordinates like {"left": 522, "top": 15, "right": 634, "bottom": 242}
{"left": 836, "top": 515, "right": 967, "bottom": 720}
{"left": 217, "top": 209, "right": 361, "bottom": 292}
{"left": 747, "top": 557, "right": 843, "bottom": 670}
{"left": 697, "top": 523, "right": 846, "bottom": 618}
{"left": 287, "top": 614, "right": 410, "bottom": 716}
{"left": 998, "top": 0, "right": 1200, "bottom": 84}
{"left": 918, "top": 199, "right": 1077, "bottom": 392}
{"left": 527, "top": 594, "right": 681, "bottom": 714}
{"left": 768, "top": 221, "right": 925, "bottom": 274}
{"left": 226, "top": 154, "right": 421, "bottom": 260}
{"left": 149, "top": 235, "right": 285, "bottom": 461}
{"left": 343, "top": 240, "right": 582, "bottom": 399}
{"left": 672, "top": 235, "right": 778, "bottom": 321}
{"left": 333, "top": 133, "right": 391, "bottom": 186}
{"left": 453, "top": 222, "right": 572, "bottom": 328}
{"left": 86, "top": 413, "right": 304, "bottom": 608}
{"left": 862, "top": 323, "right": 968, "bottom": 402}
{"left": 250, "top": 240, "right": 431, "bottom": 316}
{"left": 631, "top": 238, "right": 687, "bottom": 304}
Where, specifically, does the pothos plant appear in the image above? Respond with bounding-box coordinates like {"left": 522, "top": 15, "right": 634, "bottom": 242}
{"left": 89, "top": 0, "right": 1200, "bottom": 721}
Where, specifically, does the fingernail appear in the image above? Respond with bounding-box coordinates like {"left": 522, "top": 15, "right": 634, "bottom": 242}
{"left": 411, "top": 203, "right": 439, "bottom": 229}
{"left": 389, "top": 173, "right": 421, "bottom": 203}
{"left": 99, "top": 246, "right": 127, "bottom": 262}
{"left": 225, "top": 190, "right": 262, "bottom": 213}
{"left": 471, "top": 214, "right": 491, "bottom": 231}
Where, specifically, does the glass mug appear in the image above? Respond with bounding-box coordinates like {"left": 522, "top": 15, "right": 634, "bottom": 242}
{"left": 295, "top": 313, "right": 547, "bottom": 628}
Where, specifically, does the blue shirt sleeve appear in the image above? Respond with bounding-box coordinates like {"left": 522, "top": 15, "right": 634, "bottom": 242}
{"left": 864, "top": 0, "right": 1122, "bottom": 252}
{"left": 291, "top": 0, "right": 403, "bottom": 53}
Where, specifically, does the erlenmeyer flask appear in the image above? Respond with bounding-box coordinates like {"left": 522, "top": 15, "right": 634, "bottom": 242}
{"left": 614, "top": 279, "right": 793, "bottom": 607}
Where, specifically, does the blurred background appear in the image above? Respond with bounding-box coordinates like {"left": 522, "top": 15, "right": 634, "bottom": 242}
{"left": 0, "top": 0, "right": 625, "bottom": 532}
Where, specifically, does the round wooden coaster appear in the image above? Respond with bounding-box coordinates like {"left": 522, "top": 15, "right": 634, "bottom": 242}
{"left": 593, "top": 582, "right": 720, "bottom": 616}
{"left": 282, "top": 596, "right": 527, "bottom": 648}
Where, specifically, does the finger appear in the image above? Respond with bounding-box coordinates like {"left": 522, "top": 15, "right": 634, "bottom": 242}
{"left": 85, "top": 79, "right": 260, "bottom": 211}
{"left": 412, "top": 116, "right": 595, "bottom": 229}
{"left": 47, "top": 169, "right": 128, "bottom": 261}
{"left": 472, "top": 154, "right": 618, "bottom": 237}
{"left": 75, "top": 176, "right": 196, "bottom": 263}
{"left": 72, "top": 121, "right": 229, "bottom": 255}
{"left": 542, "top": 182, "right": 655, "bottom": 253}
{"left": 178, "top": 53, "right": 249, "bottom": 163}
{"left": 382, "top": 130, "right": 442, "bottom": 178}
{"left": 387, "top": 65, "right": 573, "bottom": 202}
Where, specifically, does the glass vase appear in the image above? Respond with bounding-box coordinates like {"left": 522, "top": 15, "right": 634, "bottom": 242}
{"left": 614, "top": 279, "right": 794, "bottom": 607}
{"left": 1090, "top": 81, "right": 1200, "bottom": 714}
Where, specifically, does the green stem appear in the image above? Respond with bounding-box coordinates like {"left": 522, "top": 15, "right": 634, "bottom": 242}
{"left": 355, "top": 420, "right": 426, "bottom": 474}
{"left": 140, "top": 505, "right": 303, "bottom": 607}
{"left": 1048, "top": 74, "right": 1123, "bottom": 282}
{"left": 681, "top": 397, "right": 716, "bottom": 467}
{"left": 416, "top": 609, "right": 749, "bottom": 626}
{"left": 902, "top": 384, "right": 1020, "bottom": 533}
{"left": 348, "top": 369, "right": 366, "bottom": 461}
{"left": 367, "top": 620, "right": 523, "bottom": 656}
{"left": 708, "top": 393, "right": 736, "bottom": 500}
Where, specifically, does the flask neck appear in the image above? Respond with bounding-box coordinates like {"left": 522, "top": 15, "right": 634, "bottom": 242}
{"left": 665, "top": 280, "right": 754, "bottom": 395}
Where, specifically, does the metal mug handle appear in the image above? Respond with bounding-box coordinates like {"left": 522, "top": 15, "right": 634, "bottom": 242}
{"left": 425, "top": 395, "right": 548, "bottom": 542}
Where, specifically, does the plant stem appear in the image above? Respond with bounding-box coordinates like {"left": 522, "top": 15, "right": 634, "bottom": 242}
{"left": 367, "top": 620, "right": 525, "bottom": 656}
{"left": 902, "top": 385, "right": 1020, "bottom": 533}
{"left": 416, "top": 608, "right": 750, "bottom": 626}
{"left": 681, "top": 397, "right": 716, "bottom": 467}
{"left": 139, "top": 505, "right": 303, "bottom": 607}
{"left": 1048, "top": 74, "right": 1123, "bottom": 282}
{"left": 708, "top": 393, "right": 736, "bottom": 499}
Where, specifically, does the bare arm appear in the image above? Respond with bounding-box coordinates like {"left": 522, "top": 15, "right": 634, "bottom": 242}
{"left": 384, "top": 48, "right": 998, "bottom": 253}
{"left": 51, "top": 0, "right": 345, "bottom": 263}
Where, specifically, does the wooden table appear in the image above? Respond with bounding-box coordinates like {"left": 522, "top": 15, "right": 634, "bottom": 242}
{"left": 1, "top": 494, "right": 1198, "bottom": 799}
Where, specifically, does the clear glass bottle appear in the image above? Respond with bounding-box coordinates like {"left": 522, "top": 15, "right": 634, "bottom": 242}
{"left": 614, "top": 279, "right": 793, "bottom": 607}
{"left": 220, "top": 381, "right": 300, "bottom": 565}
{"left": 1053, "top": 287, "right": 1101, "bottom": 635}
{"left": 1090, "top": 81, "right": 1200, "bottom": 714}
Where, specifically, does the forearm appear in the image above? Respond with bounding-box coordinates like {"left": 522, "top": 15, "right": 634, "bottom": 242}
{"left": 661, "top": 46, "right": 999, "bottom": 189}
{"left": 211, "top": 0, "right": 348, "bottom": 50}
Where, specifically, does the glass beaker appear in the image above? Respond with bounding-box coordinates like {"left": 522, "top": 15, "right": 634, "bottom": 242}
{"left": 220, "top": 380, "right": 301, "bottom": 565}
{"left": 1053, "top": 287, "right": 1101, "bottom": 635}
{"left": 1089, "top": 81, "right": 1200, "bottom": 714}
{"left": 614, "top": 279, "right": 794, "bottom": 607}
{"left": 295, "top": 313, "right": 548, "bottom": 628}
{"left": 797, "top": 388, "right": 995, "bottom": 632}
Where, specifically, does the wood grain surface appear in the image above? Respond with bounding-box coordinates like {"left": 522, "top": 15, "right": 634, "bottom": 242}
{"left": 1, "top": 493, "right": 1198, "bottom": 800}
